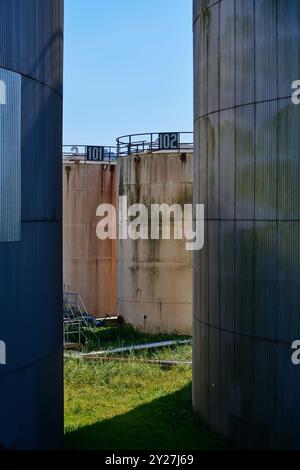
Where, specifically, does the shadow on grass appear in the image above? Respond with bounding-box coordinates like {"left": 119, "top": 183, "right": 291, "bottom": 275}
{"left": 64, "top": 383, "right": 233, "bottom": 450}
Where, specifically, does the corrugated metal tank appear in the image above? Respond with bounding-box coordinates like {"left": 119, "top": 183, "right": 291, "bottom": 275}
{"left": 63, "top": 162, "right": 117, "bottom": 317}
{"left": 0, "top": 0, "right": 63, "bottom": 449}
{"left": 193, "top": 0, "right": 300, "bottom": 448}
{"left": 117, "top": 152, "right": 193, "bottom": 334}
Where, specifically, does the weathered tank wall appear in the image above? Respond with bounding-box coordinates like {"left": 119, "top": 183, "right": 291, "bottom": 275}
{"left": 117, "top": 152, "right": 193, "bottom": 334}
{"left": 193, "top": 0, "right": 300, "bottom": 449}
{"left": 0, "top": 0, "right": 63, "bottom": 449}
{"left": 63, "top": 162, "right": 117, "bottom": 317}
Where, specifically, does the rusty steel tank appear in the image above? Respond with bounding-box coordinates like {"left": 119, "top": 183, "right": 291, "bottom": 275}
{"left": 116, "top": 132, "right": 193, "bottom": 334}
{"left": 63, "top": 148, "right": 117, "bottom": 317}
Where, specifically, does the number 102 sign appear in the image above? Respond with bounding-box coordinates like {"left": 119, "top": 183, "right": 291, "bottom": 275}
{"left": 158, "top": 132, "right": 179, "bottom": 151}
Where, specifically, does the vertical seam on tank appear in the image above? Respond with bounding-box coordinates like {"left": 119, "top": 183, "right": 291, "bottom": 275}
{"left": 218, "top": 0, "right": 221, "bottom": 427}
{"left": 253, "top": 0, "right": 257, "bottom": 404}
{"left": 205, "top": 4, "right": 210, "bottom": 423}
{"left": 274, "top": 0, "right": 279, "bottom": 444}
{"left": 233, "top": 0, "right": 237, "bottom": 441}
{"left": 250, "top": 0, "right": 255, "bottom": 432}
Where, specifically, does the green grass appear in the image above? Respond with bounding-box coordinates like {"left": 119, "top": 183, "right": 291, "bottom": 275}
{"left": 64, "top": 338, "right": 233, "bottom": 449}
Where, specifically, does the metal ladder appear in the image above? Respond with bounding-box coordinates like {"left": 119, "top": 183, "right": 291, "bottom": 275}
{"left": 63, "top": 292, "right": 98, "bottom": 349}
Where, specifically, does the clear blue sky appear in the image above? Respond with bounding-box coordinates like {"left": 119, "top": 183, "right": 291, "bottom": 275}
{"left": 63, "top": 0, "right": 193, "bottom": 146}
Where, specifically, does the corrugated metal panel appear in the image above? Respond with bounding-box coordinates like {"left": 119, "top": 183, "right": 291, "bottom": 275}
{"left": 220, "top": 221, "right": 235, "bottom": 331}
{"left": 0, "top": 222, "right": 61, "bottom": 373}
{"left": 207, "top": 113, "right": 219, "bottom": 219}
{"left": 208, "top": 220, "right": 220, "bottom": 328}
{"left": 235, "top": 105, "right": 255, "bottom": 220}
{"left": 219, "top": 329, "right": 235, "bottom": 437}
{"left": 235, "top": 0, "right": 255, "bottom": 106}
{"left": 207, "top": 4, "right": 220, "bottom": 115}
{"left": 254, "top": 222, "right": 277, "bottom": 340}
{"left": 194, "top": 12, "right": 208, "bottom": 119}
{"left": 235, "top": 221, "right": 254, "bottom": 336}
{"left": 193, "top": 19, "right": 202, "bottom": 120}
{"left": 193, "top": 118, "right": 202, "bottom": 208}
{"left": 220, "top": 0, "right": 235, "bottom": 109}
{"left": 0, "top": 0, "right": 63, "bottom": 94}
{"left": 255, "top": 0, "right": 277, "bottom": 102}
{"left": 277, "top": 222, "right": 300, "bottom": 343}
{"left": 220, "top": 108, "right": 235, "bottom": 219}
{"left": 192, "top": 315, "right": 201, "bottom": 410}
{"left": 252, "top": 338, "right": 276, "bottom": 448}
{"left": 198, "top": 117, "right": 208, "bottom": 209}
{"left": 199, "top": 220, "right": 209, "bottom": 323}
{"left": 275, "top": 342, "right": 300, "bottom": 449}
{"left": 277, "top": 99, "right": 300, "bottom": 220}
{"left": 0, "top": 349, "right": 62, "bottom": 449}
{"left": 0, "top": 68, "right": 21, "bottom": 242}
{"left": 255, "top": 101, "right": 277, "bottom": 220}
{"left": 198, "top": 321, "right": 209, "bottom": 423}
{"left": 208, "top": 325, "right": 220, "bottom": 431}
{"left": 21, "top": 77, "right": 62, "bottom": 221}
{"left": 234, "top": 334, "right": 255, "bottom": 447}
{"left": 277, "top": 0, "right": 300, "bottom": 98}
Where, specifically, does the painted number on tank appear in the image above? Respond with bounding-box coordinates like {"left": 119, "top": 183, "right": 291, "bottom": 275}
{"left": 158, "top": 133, "right": 179, "bottom": 150}
{"left": 87, "top": 146, "right": 104, "bottom": 162}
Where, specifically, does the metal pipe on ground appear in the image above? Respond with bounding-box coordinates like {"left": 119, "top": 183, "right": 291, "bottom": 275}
{"left": 66, "top": 339, "right": 192, "bottom": 358}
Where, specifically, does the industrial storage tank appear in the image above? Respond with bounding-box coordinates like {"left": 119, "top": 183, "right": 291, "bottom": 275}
{"left": 193, "top": 0, "right": 300, "bottom": 448}
{"left": 63, "top": 147, "right": 117, "bottom": 317}
{"left": 117, "top": 132, "right": 193, "bottom": 334}
{"left": 0, "top": 0, "right": 63, "bottom": 449}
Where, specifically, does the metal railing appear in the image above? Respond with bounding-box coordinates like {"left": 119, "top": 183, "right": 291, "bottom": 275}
{"left": 63, "top": 145, "right": 117, "bottom": 162}
{"left": 63, "top": 292, "right": 90, "bottom": 323}
{"left": 116, "top": 131, "right": 194, "bottom": 157}
{"left": 63, "top": 292, "right": 99, "bottom": 348}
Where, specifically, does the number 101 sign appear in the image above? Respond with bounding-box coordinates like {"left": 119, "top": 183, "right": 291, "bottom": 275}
{"left": 87, "top": 146, "right": 104, "bottom": 162}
